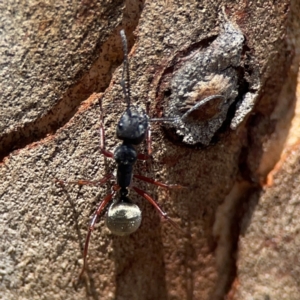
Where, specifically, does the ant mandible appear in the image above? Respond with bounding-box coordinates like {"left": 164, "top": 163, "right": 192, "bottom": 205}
{"left": 57, "top": 29, "right": 184, "bottom": 282}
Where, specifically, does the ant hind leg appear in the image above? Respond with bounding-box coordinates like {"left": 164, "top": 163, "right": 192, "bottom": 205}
{"left": 132, "top": 186, "right": 185, "bottom": 234}
{"left": 133, "top": 174, "right": 186, "bottom": 190}
{"left": 75, "top": 188, "right": 118, "bottom": 285}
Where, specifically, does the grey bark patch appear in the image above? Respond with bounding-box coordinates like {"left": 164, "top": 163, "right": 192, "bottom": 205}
{"left": 155, "top": 17, "right": 259, "bottom": 145}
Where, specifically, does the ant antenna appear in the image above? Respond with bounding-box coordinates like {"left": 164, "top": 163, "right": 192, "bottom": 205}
{"left": 120, "top": 29, "right": 131, "bottom": 110}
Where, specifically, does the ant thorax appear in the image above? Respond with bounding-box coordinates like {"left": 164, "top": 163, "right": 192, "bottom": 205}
{"left": 114, "top": 143, "right": 137, "bottom": 189}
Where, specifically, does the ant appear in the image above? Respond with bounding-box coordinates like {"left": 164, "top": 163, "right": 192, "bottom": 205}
{"left": 56, "top": 29, "right": 184, "bottom": 282}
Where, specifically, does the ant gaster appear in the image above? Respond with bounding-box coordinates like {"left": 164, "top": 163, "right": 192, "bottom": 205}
{"left": 57, "top": 30, "right": 184, "bottom": 282}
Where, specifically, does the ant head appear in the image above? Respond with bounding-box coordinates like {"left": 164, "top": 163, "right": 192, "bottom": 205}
{"left": 116, "top": 107, "right": 148, "bottom": 145}
{"left": 117, "top": 30, "right": 149, "bottom": 144}
{"left": 105, "top": 197, "right": 142, "bottom": 236}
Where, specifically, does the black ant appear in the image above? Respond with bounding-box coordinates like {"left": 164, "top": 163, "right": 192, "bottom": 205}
{"left": 56, "top": 30, "right": 184, "bottom": 282}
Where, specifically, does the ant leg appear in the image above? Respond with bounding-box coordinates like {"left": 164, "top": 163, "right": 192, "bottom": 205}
{"left": 77, "top": 188, "right": 118, "bottom": 282}
{"left": 97, "top": 98, "right": 114, "bottom": 158}
{"left": 132, "top": 186, "right": 184, "bottom": 233}
{"left": 136, "top": 128, "right": 152, "bottom": 160}
{"left": 137, "top": 152, "right": 152, "bottom": 160}
{"left": 136, "top": 104, "right": 153, "bottom": 161}
{"left": 146, "top": 109, "right": 152, "bottom": 157}
{"left": 55, "top": 174, "right": 114, "bottom": 187}
{"left": 134, "top": 174, "right": 186, "bottom": 189}
{"left": 99, "top": 119, "right": 114, "bottom": 158}
{"left": 137, "top": 151, "right": 155, "bottom": 160}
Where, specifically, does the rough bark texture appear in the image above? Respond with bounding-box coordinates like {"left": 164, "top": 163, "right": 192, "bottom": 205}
{"left": 0, "top": 1, "right": 299, "bottom": 300}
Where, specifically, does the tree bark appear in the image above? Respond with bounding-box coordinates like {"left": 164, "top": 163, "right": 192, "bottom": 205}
{"left": 1, "top": 1, "right": 299, "bottom": 300}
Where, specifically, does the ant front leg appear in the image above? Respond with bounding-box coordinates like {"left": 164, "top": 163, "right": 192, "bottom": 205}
{"left": 136, "top": 103, "right": 153, "bottom": 161}
{"left": 99, "top": 116, "right": 114, "bottom": 159}
{"left": 76, "top": 187, "right": 118, "bottom": 283}
{"left": 136, "top": 126, "right": 153, "bottom": 161}
{"left": 96, "top": 97, "right": 114, "bottom": 159}
{"left": 146, "top": 121, "right": 152, "bottom": 157}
